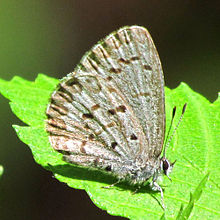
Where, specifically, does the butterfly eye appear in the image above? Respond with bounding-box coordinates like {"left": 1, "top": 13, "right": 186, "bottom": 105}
{"left": 162, "top": 159, "right": 170, "bottom": 175}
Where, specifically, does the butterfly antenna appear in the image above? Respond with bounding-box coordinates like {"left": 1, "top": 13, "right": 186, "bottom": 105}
{"left": 163, "top": 106, "right": 176, "bottom": 158}
{"left": 163, "top": 103, "right": 187, "bottom": 158}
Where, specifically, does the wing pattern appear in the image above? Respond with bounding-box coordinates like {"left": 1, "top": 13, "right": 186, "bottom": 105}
{"left": 46, "top": 26, "right": 165, "bottom": 181}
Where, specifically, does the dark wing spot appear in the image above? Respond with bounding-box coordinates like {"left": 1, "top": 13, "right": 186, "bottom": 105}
{"left": 118, "top": 58, "right": 130, "bottom": 64}
{"left": 130, "top": 56, "right": 140, "bottom": 61}
{"left": 144, "top": 65, "right": 152, "bottom": 70}
{"left": 105, "top": 165, "right": 112, "bottom": 172}
{"left": 130, "top": 134, "right": 138, "bottom": 140}
{"left": 82, "top": 113, "right": 94, "bottom": 119}
{"left": 108, "top": 109, "right": 116, "bottom": 115}
{"left": 116, "top": 105, "right": 126, "bottom": 113}
{"left": 106, "top": 76, "right": 113, "bottom": 81}
{"left": 81, "top": 141, "right": 86, "bottom": 146}
{"left": 111, "top": 142, "right": 118, "bottom": 149}
{"left": 89, "top": 134, "right": 95, "bottom": 140}
{"left": 91, "top": 104, "right": 100, "bottom": 111}
{"left": 110, "top": 67, "right": 122, "bottom": 74}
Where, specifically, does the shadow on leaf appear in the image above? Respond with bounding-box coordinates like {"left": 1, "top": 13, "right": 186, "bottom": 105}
{"left": 45, "top": 163, "right": 159, "bottom": 195}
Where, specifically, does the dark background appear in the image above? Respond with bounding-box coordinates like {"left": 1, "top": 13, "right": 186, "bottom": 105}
{"left": 0, "top": 1, "right": 219, "bottom": 219}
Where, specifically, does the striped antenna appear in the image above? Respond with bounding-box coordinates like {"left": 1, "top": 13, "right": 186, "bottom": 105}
{"left": 163, "top": 103, "right": 187, "bottom": 158}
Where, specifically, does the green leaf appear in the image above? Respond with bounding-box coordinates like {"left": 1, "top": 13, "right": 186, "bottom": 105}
{"left": 0, "top": 74, "right": 219, "bottom": 219}
{"left": 160, "top": 213, "right": 166, "bottom": 220}
{"left": 176, "top": 173, "right": 209, "bottom": 219}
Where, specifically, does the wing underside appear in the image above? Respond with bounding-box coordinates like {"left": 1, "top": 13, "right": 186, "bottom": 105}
{"left": 46, "top": 26, "right": 165, "bottom": 169}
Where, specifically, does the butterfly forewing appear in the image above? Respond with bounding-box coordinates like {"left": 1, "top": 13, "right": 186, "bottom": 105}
{"left": 46, "top": 26, "right": 165, "bottom": 181}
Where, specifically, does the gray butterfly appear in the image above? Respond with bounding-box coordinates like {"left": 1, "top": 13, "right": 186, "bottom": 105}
{"left": 46, "top": 25, "right": 186, "bottom": 208}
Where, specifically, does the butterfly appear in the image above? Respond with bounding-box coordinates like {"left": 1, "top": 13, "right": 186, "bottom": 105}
{"left": 46, "top": 25, "right": 186, "bottom": 208}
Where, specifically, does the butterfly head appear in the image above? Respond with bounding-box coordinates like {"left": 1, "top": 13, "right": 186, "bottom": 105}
{"left": 160, "top": 157, "right": 176, "bottom": 180}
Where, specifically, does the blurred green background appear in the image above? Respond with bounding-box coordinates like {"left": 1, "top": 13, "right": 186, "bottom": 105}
{"left": 0, "top": 1, "right": 219, "bottom": 219}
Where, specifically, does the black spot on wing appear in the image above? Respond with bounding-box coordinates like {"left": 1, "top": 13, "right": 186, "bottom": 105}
{"left": 82, "top": 113, "right": 94, "bottom": 119}
{"left": 111, "top": 142, "right": 118, "bottom": 149}
{"left": 144, "top": 65, "right": 152, "bottom": 70}
{"left": 108, "top": 109, "right": 116, "bottom": 115}
{"left": 105, "top": 165, "right": 112, "bottom": 172}
{"left": 116, "top": 105, "right": 126, "bottom": 113}
{"left": 130, "top": 134, "right": 138, "bottom": 140}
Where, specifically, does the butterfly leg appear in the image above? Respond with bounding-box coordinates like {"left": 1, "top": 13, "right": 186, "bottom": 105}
{"left": 152, "top": 181, "right": 165, "bottom": 209}
{"left": 132, "top": 185, "right": 141, "bottom": 194}
{"left": 102, "top": 179, "right": 120, "bottom": 189}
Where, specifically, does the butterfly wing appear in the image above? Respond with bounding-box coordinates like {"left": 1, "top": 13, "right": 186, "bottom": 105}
{"left": 46, "top": 26, "right": 165, "bottom": 172}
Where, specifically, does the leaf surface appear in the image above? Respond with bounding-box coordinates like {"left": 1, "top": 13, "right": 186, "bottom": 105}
{"left": 0, "top": 74, "right": 219, "bottom": 219}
